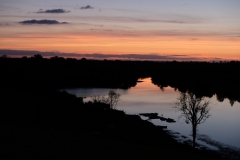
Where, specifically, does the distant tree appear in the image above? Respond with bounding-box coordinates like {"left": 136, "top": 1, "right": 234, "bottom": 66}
{"left": 50, "top": 56, "right": 58, "bottom": 59}
{"left": 229, "top": 98, "right": 235, "bottom": 106}
{"left": 50, "top": 56, "right": 65, "bottom": 60}
{"left": 33, "top": 54, "right": 43, "bottom": 59}
{"left": 216, "top": 95, "right": 224, "bottom": 102}
{"left": 66, "top": 58, "right": 77, "bottom": 61}
{"left": 174, "top": 92, "right": 211, "bottom": 148}
{"left": 0, "top": 54, "right": 10, "bottom": 58}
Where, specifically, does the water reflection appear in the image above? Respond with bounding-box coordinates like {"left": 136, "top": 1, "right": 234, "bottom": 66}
{"left": 65, "top": 78, "right": 240, "bottom": 148}
{"left": 65, "top": 88, "right": 128, "bottom": 97}
{"left": 174, "top": 92, "right": 211, "bottom": 148}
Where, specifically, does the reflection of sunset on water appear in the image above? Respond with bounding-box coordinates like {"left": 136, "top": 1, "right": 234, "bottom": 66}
{"left": 67, "top": 77, "right": 240, "bottom": 148}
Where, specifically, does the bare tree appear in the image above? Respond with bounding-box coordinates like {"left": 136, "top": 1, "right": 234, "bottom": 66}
{"left": 174, "top": 92, "right": 211, "bottom": 148}
{"left": 108, "top": 90, "right": 121, "bottom": 109}
{"left": 90, "top": 90, "right": 121, "bottom": 109}
{"left": 90, "top": 95, "right": 109, "bottom": 104}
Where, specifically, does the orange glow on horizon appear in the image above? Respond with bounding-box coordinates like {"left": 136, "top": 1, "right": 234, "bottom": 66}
{"left": 1, "top": 33, "right": 240, "bottom": 61}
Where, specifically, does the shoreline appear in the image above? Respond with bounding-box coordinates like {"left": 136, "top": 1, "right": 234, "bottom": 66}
{"left": 1, "top": 88, "right": 233, "bottom": 159}
{"left": 138, "top": 114, "right": 240, "bottom": 160}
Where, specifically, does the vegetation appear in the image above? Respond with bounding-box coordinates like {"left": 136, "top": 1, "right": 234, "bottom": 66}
{"left": 1, "top": 55, "right": 239, "bottom": 159}
{"left": 1, "top": 55, "right": 240, "bottom": 105}
{"left": 0, "top": 88, "right": 225, "bottom": 159}
{"left": 90, "top": 90, "right": 121, "bottom": 109}
{"left": 174, "top": 92, "right": 211, "bottom": 148}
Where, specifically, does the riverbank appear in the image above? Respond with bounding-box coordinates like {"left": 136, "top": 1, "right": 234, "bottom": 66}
{"left": 0, "top": 88, "right": 228, "bottom": 159}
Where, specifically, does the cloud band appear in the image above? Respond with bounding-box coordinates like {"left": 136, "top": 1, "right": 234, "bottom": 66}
{"left": 0, "top": 49, "right": 221, "bottom": 61}
{"left": 19, "top": 19, "right": 68, "bottom": 25}
{"left": 36, "top": 9, "right": 70, "bottom": 14}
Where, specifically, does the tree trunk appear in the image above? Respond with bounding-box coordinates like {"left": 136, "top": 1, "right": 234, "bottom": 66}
{"left": 192, "top": 124, "right": 197, "bottom": 149}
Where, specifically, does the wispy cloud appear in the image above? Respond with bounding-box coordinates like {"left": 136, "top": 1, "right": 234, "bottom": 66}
{"left": 74, "top": 16, "right": 201, "bottom": 24}
{"left": 114, "top": 8, "right": 144, "bottom": 13}
{"left": 19, "top": 19, "right": 68, "bottom": 25}
{"left": 80, "top": 5, "right": 94, "bottom": 10}
{"left": 0, "top": 23, "right": 9, "bottom": 26}
{"left": 0, "top": 49, "right": 222, "bottom": 61}
{"left": 3, "top": 28, "right": 239, "bottom": 41}
{"left": 36, "top": 9, "right": 70, "bottom": 14}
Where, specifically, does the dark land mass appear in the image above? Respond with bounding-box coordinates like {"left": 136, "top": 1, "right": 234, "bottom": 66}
{"left": 1, "top": 88, "right": 225, "bottom": 160}
{"left": 1, "top": 56, "right": 240, "bottom": 159}
{"left": 1, "top": 56, "right": 240, "bottom": 104}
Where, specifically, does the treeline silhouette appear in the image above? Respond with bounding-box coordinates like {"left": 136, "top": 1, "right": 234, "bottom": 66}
{"left": 0, "top": 55, "right": 140, "bottom": 89}
{"left": 1, "top": 55, "right": 240, "bottom": 105}
{"left": 151, "top": 61, "right": 240, "bottom": 106}
{"left": 0, "top": 55, "right": 234, "bottom": 159}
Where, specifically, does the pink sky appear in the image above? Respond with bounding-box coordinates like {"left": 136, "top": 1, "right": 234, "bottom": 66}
{"left": 0, "top": 0, "right": 240, "bottom": 61}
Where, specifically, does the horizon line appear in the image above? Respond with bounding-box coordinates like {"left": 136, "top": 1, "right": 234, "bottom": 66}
{"left": 0, "top": 49, "right": 239, "bottom": 62}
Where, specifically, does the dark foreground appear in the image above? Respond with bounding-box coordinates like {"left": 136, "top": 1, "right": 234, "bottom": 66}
{"left": 0, "top": 88, "right": 226, "bottom": 160}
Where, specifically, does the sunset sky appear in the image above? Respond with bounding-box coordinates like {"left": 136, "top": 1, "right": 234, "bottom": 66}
{"left": 0, "top": 0, "right": 240, "bottom": 61}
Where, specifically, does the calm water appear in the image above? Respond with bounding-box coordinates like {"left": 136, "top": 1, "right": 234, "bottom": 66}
{"left": 66, "top": 78, "right": 240, "bottom": 149}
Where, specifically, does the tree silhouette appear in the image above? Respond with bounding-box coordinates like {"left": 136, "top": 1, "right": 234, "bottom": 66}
{"left": 174, "top": 92, "right": 211, "bottom": 148}
{"left": 33, "top": 54, "right": 43, "bottom": 59}
{"left": 90, "top": 94, "right": 109, "bottom": 104}
{"left": 0, "top": 54, "right": 10, "bottom": 58}
{"left": 108, "top": 90, "right": 121, "bottom": 109}
{"left": 90, "top": 90, "right": 121, "bottom": 109}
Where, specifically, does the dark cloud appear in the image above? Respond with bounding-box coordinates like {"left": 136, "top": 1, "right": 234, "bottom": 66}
{"left": 0, "top": 49, "right": 221, "bottom": 61}
{"left": 19, "top": 19, "right": 68, "bottom": 25}
{"left": 36, "top": 9, "right": 70, "bottom": 14}
{"left": 80, "top": 5, "right": 94, "bottom": 10}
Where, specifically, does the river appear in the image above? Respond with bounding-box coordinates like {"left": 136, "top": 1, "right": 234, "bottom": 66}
{"left": 66, "top": 78, "right": 240, "bottom": 149}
